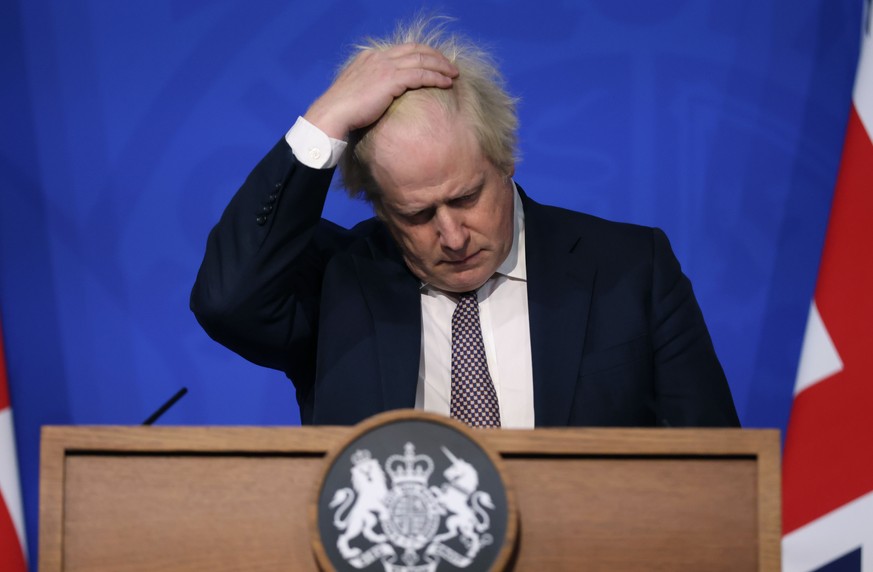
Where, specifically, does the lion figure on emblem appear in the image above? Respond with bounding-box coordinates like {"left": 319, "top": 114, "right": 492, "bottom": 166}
{"left": 430, "top": 447, "right": 495, "bottom": 557}
{"left": 329, "top": 450, "right": 389, "bottom": 558}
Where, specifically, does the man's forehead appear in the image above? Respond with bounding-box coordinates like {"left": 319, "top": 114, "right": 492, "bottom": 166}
{"left": 382, "top": 173, "right": 488, "bottom": 212}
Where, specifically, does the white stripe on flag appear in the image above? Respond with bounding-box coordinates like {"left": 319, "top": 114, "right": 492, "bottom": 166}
{"left": 783, "top": 490, "right": 873, "bottom": 572}
{"left": 856, "top": 1, "right": 873, "bottom": 132}
{"left": 0, "top": 407, "right": 26, "bottom": 554}
{"left": 793, "top": 301, "right": 844, "bottom": 396}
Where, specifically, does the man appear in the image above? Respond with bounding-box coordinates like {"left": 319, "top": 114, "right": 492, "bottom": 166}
{"left": 191, "top": 18, "right": 739, "bottom": 428}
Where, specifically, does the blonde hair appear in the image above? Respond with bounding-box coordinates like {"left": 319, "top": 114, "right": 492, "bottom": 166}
{"left": 338, "top": 16, "right": 519, "bottom": 203}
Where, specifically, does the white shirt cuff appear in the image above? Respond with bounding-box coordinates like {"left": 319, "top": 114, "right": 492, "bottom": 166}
{"left": 285, "top": 116, "right": 347, "bottom": 169}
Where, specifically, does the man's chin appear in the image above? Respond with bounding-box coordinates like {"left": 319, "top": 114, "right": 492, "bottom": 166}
{"left": 432, "top": 270, "right": 491, "bottom": 294}
{"left": 408, "top": 256, "right": 494, "bottom": 293}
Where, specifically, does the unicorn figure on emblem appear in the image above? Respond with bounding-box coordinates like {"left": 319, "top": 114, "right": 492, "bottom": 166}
{"left": 430, "top": 447, "right": 495, "bottom": 558}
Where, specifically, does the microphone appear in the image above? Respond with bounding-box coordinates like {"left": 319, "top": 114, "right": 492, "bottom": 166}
{"left": 142, "top": 387, "right": 188, "bottom": 425}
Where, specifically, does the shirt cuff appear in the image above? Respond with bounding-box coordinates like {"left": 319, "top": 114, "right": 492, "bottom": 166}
{"left": 285, "top": 116, "right": 347, "bottom": 169}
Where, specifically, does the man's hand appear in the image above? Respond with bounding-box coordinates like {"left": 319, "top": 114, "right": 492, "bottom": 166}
{"left": 304, "top": 43, "right": 459, "bottom": 140}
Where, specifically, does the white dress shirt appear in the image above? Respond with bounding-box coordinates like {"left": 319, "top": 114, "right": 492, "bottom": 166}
{"left": 286, "top": 117, "right": 535, "bottom": 428}
{"left": 415, "top": 190, "right": 534, "bottom": 428}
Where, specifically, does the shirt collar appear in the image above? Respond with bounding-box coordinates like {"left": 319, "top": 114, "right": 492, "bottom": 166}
{"left": 494, "top": 181, "right": 526, "bottom": 281}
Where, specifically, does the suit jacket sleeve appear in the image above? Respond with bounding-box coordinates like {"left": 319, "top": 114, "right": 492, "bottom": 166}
{"left": 649, "top": 227, "right": 739, "bottom": 427}
{"left": 190, "top": 137, "right": 345, "bottom": 402}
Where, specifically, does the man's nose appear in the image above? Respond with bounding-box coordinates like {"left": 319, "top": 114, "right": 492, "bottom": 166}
{"left": 435, "top": 211, "right": 469, "bottom": 252}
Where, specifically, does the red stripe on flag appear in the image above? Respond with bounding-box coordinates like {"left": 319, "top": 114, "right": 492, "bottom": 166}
{"left": 0, "top": 493, "right": 26, "bottom": 572}
{"left": 783, "top": 105, "right": 873, "bottom": 535}
{"left": 0, "top": 319, "right": 10, "bottom": 411}
{"left": 816, "top": 107, "right": 873, "bottom": 357}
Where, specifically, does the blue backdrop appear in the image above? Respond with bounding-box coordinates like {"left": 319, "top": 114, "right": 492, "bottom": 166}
{"left": 1, "top": 1, "right": 864, "bottom": 567}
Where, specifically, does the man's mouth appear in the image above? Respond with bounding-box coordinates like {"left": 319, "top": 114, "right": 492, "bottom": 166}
{"left": 444, "top": 250, "right": 481, "bottom": 265}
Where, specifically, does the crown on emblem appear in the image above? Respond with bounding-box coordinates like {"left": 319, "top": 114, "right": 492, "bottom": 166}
{"left": 386, "top": 442, "right": 433, "bottom": 485}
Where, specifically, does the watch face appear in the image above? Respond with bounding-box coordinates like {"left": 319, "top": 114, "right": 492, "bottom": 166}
{"left": 314, "top": 413, "right": 514, "bottom": 572}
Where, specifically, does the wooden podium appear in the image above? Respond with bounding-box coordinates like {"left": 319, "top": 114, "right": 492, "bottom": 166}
{"left": 40, "top": 424, "right": 780, "bottom": 571}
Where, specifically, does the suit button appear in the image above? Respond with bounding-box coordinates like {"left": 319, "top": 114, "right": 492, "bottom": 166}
{"left": 262, "top": 204, "right": 273, "bottom": 214}
{"left": 274, "top": 183, "right": 282, "bottom": 190}
{"left": 268, "top": 193, "right": 278, "bottom": 203}
{"left": 256, "top": 215, "right": 267, "bottom": 225}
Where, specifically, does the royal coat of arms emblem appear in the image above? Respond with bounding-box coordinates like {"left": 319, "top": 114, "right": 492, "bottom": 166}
{"left": 314, "top": 414, "right": 513, "bottom": 572}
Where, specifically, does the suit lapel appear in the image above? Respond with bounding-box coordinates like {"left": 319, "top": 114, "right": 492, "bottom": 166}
{"left": 355, "top": 226, "right": 422, "bottom": 412}
{"left": 523, "top": 193, "right": 596, "bottom": 426}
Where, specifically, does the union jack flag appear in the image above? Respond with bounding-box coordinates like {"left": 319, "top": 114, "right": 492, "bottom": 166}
{"left": 782, "top": 3, "right": 873, "bottom": 570}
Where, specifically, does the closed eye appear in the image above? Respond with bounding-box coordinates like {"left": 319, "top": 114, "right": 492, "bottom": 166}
{"left": 400, "top": 207, "right": 435, "bottom": 225}
{"left": 450, "top": 188, "right": 481, "bottom": 207}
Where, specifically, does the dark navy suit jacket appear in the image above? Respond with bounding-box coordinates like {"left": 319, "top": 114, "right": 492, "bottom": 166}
{"left": 191, "top": 138, "right": 739, "bottom": 427}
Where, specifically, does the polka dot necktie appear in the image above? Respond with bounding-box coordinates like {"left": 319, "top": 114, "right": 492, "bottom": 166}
{"left": 450, "top": 291, "right": 501, "bottom": 428}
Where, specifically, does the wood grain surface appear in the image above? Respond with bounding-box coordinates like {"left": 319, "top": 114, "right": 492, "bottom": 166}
{"left": 39, "top": 424, "right": 780, "bottom": 571}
